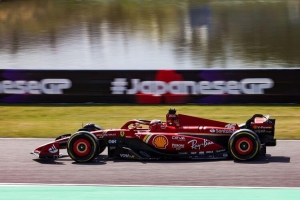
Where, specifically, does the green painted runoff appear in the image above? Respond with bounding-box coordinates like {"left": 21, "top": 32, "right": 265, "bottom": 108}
{"left": 0, "top": 186, "right": 299, "bottom": 200}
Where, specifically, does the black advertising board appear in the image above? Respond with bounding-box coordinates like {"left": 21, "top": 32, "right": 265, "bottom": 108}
{"left": 0, "top": 69, "right": 299, "bottom": 104}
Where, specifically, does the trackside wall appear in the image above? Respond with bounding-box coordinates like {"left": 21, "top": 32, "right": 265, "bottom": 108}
{"left": 0, "top": 69, "right": 299, "bottom": 104}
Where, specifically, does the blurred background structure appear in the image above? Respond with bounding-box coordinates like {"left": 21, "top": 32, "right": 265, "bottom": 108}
{"left": 1, "top": 0, "right": 300, "bottom": 70}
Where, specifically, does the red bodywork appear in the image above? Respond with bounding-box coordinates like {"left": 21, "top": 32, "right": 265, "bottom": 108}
{"left": 32, "top": 110, "right": 275, "bottom": 160}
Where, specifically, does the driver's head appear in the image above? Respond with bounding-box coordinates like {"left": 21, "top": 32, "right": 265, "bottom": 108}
{"left": 149, "top": 119, "right": 162, "bottom": 131}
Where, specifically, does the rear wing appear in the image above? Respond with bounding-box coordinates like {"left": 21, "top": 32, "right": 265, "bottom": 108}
{"left": 246, "top": 114, "right": 276, "bottom": 146}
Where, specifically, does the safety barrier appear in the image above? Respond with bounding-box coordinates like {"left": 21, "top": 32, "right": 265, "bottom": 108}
{"left": 0, "top": 69, "right": 299, "bottom": 104}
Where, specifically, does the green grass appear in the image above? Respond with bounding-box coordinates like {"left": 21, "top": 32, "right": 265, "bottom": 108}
{"left": 0, "top": 105, "right": 299, "bottom": 139}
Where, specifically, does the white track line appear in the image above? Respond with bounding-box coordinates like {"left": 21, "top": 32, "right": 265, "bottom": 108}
{"left": 0, "top": 183, "right": 300, "bottom": 189}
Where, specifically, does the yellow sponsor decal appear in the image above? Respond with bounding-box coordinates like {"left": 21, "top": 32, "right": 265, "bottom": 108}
{"left": 152, "top": 135, "right": 168, "bottom": 149}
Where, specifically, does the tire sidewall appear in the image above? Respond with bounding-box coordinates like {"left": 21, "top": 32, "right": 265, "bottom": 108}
{"left": 67, "top": 131, "right": 100, "bottom": 162}
{"left": 229, "top": 129, "right": 261, "bottom": 161}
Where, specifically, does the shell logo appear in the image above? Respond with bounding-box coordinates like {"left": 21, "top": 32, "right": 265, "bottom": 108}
{"left": 152, "top": 135, "right": 168, "bottom": 149}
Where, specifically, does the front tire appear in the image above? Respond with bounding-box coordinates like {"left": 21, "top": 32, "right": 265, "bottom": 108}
{"left": 228, "top": 129, "right": 261, "bottom": 161}
{"left": 67, "top": 131, "right": 100, "bottom": 163}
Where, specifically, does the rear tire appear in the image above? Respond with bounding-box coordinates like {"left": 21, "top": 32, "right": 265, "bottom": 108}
{"left": 228, "top": 129, "right": 261, "bottom": 161}
{"left": 67, "top": 131, "right": 100, "bottom": 163}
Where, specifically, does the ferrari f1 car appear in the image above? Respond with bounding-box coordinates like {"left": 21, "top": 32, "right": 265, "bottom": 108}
{"left": 32, "top": 109, "right": 276, "bottom": 162}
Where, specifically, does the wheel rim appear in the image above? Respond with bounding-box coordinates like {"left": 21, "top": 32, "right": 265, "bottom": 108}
{"left": 73, "top": 138, "right": 91, "bottom": 157}
{"left": 235, "top": 137, "right": 253, "bottom": 155}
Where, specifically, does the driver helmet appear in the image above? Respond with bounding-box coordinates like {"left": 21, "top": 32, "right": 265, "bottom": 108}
{"left": 149, "top": 119, "right": 162, "bottom": 131}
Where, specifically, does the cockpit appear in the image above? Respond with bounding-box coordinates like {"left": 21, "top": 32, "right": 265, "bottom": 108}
{"left": 120, "top": 118, "right": 175, "bottom": 133}
{"left": 149, "top": 119, "right": 166, "bottom": 131}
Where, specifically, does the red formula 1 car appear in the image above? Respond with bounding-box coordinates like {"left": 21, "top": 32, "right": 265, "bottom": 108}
{"left": 32, "top": 109, "right": 276, "bottom": 162}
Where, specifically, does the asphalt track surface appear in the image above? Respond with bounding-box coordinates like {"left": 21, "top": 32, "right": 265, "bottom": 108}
{"left": 0, "top": 139, "right": 297, "bottom": 187}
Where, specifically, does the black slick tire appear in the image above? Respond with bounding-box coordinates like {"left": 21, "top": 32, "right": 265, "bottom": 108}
{"left": 228, "top": 129, "right": 261, "bottom": 161}
{"left": 67, "top": 131, "right": 100, "bottom": 163}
